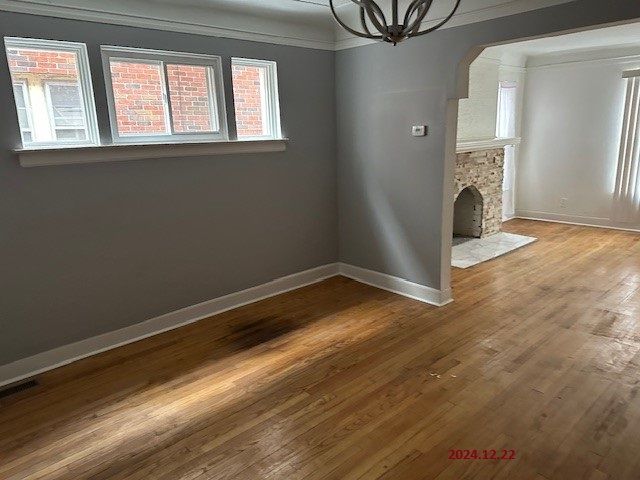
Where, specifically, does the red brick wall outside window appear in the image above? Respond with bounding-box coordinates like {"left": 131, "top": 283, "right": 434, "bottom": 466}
{"left": 166, "top": 64, "right": 214, "bottom": 133}
{"left": 109, "top": 61, "right": 168, "bottom": 135}
{"left": 232, "top": 65, "right": 265, "bottom": 137}
{"left": 7, "top": 48, "right": 78, "bottom": 79}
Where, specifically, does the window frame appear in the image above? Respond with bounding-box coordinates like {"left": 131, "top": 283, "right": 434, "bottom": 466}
{"left": 231, "top": 57, "right": 282, "bottom": 140}
{"left": 12, "top": 80, "right": 34, "bottom": 144}
{"left": 4, "top": 36, "right": 100, "bottom": 149}
{"left": 101, "top": 46, "right": 228, "bottom": 144}
{"left": 496, "top": 80, "right": 518, "bottom": 140}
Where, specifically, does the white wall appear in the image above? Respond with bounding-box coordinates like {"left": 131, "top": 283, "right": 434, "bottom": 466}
{"left": 457, "top": 59, "right": 500, "bottom": 141}
{"left": 516, "top": 55, "right": 634, "bottom": 228}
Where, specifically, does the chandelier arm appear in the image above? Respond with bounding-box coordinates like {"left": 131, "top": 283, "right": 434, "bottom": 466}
{"left": 409, "top": 4, "right": 429, "bottom": 35}
{"left": 403, "top": 0, "right": 434, "bottom": 35}
{"left": 359, "top": 6, "right": 373, "bottom": 36}
{"left": 360, "top": 1, "right": 388, "bottom": 37}
{"left": 408, "top": 0, "right": 462, "bottom": 38}
{"left": 403, "top": 0, "right": 428, "bottom": 27}
{"left": 329, "top": 0, "right": 383, "bottom": 39}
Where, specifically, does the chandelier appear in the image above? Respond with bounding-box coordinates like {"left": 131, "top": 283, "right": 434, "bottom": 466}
{"left": 329, "top": 0, "right": 462, "bottom": 45}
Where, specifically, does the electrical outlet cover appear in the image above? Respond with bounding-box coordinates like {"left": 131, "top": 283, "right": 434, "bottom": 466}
{"left": 412, "top": 125, "right": 427, "bottom": 137}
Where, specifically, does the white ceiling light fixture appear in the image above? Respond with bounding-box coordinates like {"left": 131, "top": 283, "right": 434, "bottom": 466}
{"left": 330, "top": 0, "right": 461, "bottom": 45}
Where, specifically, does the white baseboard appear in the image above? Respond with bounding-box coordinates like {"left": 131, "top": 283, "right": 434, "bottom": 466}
{"left": 0, "top": 262, "right": 452, "bottom": 388}
{"left": 0, "top": 263, "right": 340, "bottom": 388}
{"left": 339, "top": 263, "right": 452, "bottom": 307}
{"left": 515, "top": 210, "right": 640, "bottom": 234}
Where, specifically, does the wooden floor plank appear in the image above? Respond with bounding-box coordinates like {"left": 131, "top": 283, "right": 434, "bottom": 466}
{"left": 2, "top": 219, "right": 640, "bottom": 479}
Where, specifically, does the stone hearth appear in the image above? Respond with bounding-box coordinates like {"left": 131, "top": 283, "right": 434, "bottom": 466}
{"left": 454, "top": 148, "right": 504, "bottom": 238}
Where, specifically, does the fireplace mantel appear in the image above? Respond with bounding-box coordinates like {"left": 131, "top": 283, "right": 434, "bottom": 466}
{"left": 456, "top": 137, "right": 520, "bottom": 154}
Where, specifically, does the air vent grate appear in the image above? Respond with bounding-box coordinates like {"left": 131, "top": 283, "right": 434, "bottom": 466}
{"left": 0, "top": 379, "right": 39, "bottom": 399}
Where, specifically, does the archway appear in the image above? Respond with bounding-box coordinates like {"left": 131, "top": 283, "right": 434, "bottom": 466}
{"left": 439, "top": 18, "right": 640, "bottom": 300}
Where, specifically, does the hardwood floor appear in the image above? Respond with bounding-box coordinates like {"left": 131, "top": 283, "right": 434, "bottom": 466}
{"left": 2, "top": 219, "right": 640, "bottom": 479}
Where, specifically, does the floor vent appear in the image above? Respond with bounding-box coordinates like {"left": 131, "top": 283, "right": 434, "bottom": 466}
{"left": 0, "top": 379, "right": 39, "bottom": 399}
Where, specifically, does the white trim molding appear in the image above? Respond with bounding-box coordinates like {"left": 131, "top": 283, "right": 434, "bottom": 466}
{"left": 339, "top": 263, "right": 453, "bottom": 307}
{"left": 0, "top": 263, "right": 341, "bottom": 388}
{"left": 0, "top": 262, "right": 453, "bottom": 388}
{"left": 515, "top": 211, "right": 640, "bottom": 234}
{"left": 16, "top": 139, "right": 288, "bottom": 167}
{"left": 526, "top": 47, "right": 640, "bottom": 70}
{"left": 456, "top": 137, "right": 521, "bottom": 153}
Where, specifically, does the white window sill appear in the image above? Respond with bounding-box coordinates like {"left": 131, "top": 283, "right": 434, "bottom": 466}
{"left": 15, "top": 139, "right": 289, "bottom": 167}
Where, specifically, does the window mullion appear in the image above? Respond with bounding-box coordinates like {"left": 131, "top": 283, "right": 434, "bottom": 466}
{"left": 161, "top": 61, "right": 175, "bottom": 135}
{"left": 206, "top": 66, "right": 220, "bottom": 133}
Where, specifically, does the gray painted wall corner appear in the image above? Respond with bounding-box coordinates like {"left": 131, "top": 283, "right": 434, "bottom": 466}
{"left": 0, "top": 11, "right": 338, "bottom": 365}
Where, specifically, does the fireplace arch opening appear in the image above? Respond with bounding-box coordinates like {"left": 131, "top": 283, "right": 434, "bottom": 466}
{"left": 453, "top": 186, "right": 483, "bottom": 238}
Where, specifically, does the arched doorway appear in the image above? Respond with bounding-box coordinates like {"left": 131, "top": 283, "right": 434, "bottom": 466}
{"left": 453, "top": 186, "right": 483, "bottom": 238}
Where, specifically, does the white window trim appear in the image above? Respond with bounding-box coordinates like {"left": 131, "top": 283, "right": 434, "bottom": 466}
{"left": 101, "top": 45, "right": 229, "bottom": 144}
{"left": 5, "top": 37, "right": 100, "bottom": 149}
{"left": 232, "top": 57, "right": 282, "bottom": 140}
{"left": 13, "top": 80, "right": 34, "bottom": 143}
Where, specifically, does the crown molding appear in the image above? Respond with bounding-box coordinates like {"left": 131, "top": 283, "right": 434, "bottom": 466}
{"left": 527, "top": 45, "right": 640, "bottom": 68}
{"left": 0, "top": 0, "right": 336, "bottom": 51}
{"left": 0, "top": 0, "right": 578, "bottom": 52}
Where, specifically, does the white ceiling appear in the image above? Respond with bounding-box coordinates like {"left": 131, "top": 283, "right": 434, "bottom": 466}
{"left": 0, "top": 0, "right": 579, "bottom": 50}
{"left": 487, "top": 22, "right": 640, "bottom": 58}
{"left": 484, "top": 22, "right": 640, "bottom": 66}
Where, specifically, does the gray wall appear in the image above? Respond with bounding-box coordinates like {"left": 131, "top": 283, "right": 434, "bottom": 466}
{"left": 336, "top": 0, "right": 640, "bottom": 290}
{"left": 3, "top": 1, "right": 640, "bottom": 367}
{"left": 0, "top": 12, "right": 337, "bottom": 365}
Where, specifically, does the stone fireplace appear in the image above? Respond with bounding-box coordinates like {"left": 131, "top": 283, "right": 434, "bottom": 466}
{"left": 454, "top": 148, "right": 504, "bottom": 238}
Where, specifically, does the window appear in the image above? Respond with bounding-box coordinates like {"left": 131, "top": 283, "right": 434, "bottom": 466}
{"left": 45, "top": 82, "right": 88, "bottom": 141}
{"left": 232, "top": 58, "right": 281, "bottom": 139}
{"left": 613, "top": 70, "right": 640, "bottom": 223}
{"left": 12, "top": 81, "right": 33, "bottom": 143}
{"left": 496, "top": 81, "right": 517, "bottom": 139}
{"left": 101, "top": 46, "right": 227, "bottom": 143}
{"left": 5, "top": 37, "right": 99, "bottom": 148}
{"left": 496, "top": 81, "right": 519, "bottom": 220}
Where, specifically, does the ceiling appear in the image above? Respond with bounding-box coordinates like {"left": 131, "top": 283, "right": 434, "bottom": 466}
{"left": 0, "top": 0, "right": 580, "bottom": 50}
{"left": 487, "top": 22, "right": 640, "bottom": 58}
{"left": 146, "top": 0, "right": 349, "bottom": 26}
